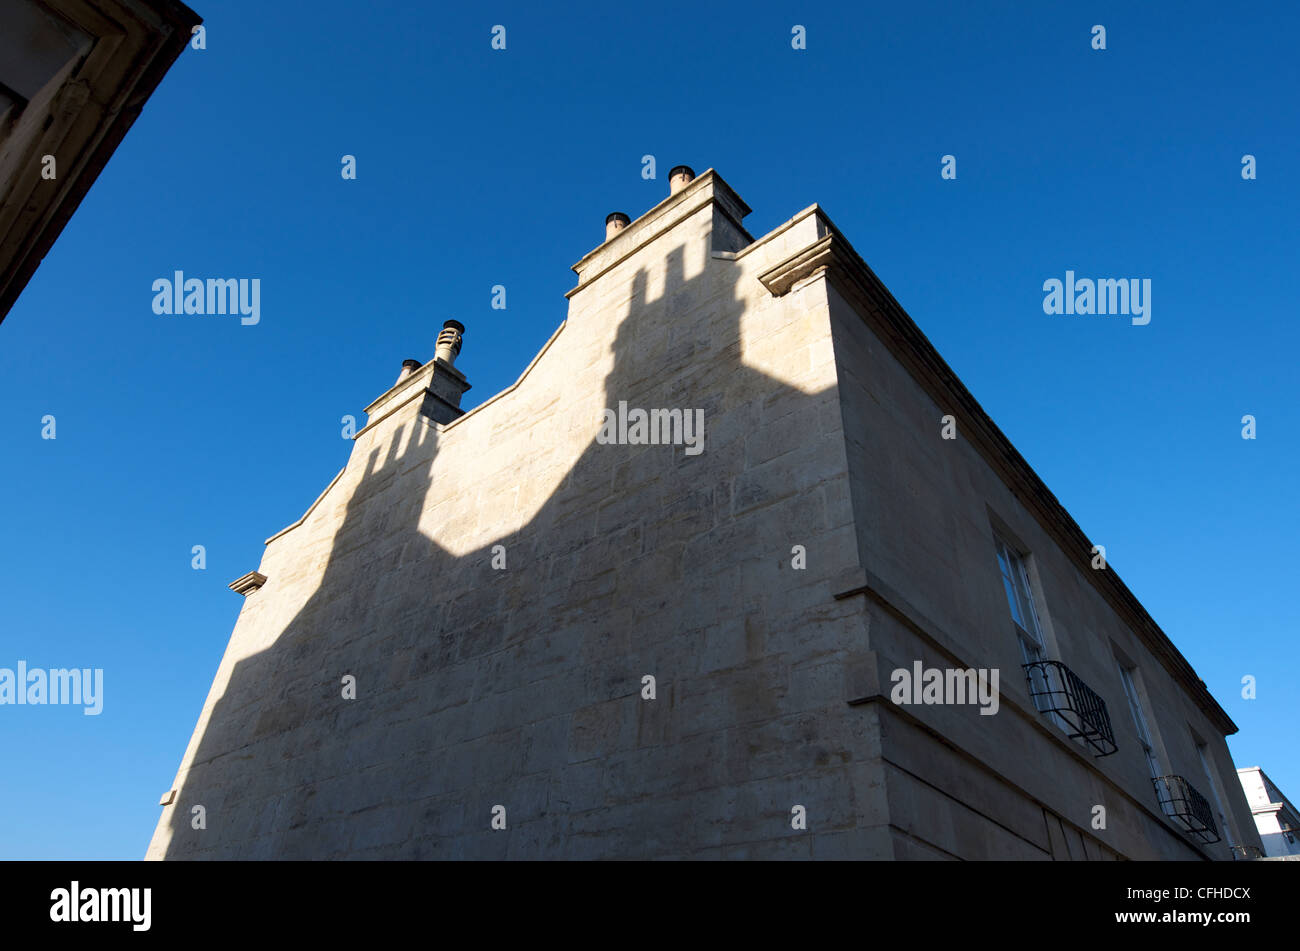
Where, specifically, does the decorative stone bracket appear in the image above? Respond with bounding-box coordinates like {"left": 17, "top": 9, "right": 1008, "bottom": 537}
{"left": 229, "top": 571, "right": 267, "bottom": 596}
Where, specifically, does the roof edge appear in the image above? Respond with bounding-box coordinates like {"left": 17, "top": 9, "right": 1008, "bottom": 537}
{"left": 801, "top": 208, "right": 1239, "bottom": 736}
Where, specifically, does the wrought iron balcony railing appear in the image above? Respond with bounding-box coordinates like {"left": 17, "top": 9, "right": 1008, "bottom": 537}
{"left": 1022, "top": 660, "right": 1118, "bottom": 756}
{"left": 1152, "top": 775, "right": 1221, "bottom": 844}
{"left": 1230, "top": 845, "right": 1264, "bottom": 860}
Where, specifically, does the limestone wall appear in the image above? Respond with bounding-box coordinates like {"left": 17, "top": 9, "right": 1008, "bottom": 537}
{"left": 826, "top": 266, "right": 1259, "bottom": 860}
{"left": 147, "top": 172, "right": 887, "bottom": 859}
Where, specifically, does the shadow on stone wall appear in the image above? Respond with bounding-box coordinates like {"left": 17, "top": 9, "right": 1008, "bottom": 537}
{"left": 159, "top": 238, "right": 840, "bottom": 858}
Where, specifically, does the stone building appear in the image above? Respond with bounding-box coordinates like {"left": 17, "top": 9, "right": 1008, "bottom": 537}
{"left": 148, "top": 167, "right": 1261, "bottom": 860}
{"left": 1237, "top": 766, "right": 1300, "bottom": 858}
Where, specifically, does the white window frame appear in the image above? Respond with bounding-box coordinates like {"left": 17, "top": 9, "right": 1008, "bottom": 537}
{"left": 994, "top": 534, "right": 1046, "bottom": 665}
{"left": 993, "top": 534, "right": 1065, "bottom": 726}
{"left": 1117, "top": 663, "right": 1162, "bottom": 780}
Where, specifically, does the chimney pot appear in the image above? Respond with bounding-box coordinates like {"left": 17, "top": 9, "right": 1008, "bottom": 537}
{"left": 435, "top": 319, "right": 465, "bottom": 365}
{"left": 396, "top": 358, "right": 421, "bottom": 383}
{"left": 668, "top": 165, "right": 695, "bottom": 194}
{"left": 605, "top": 212, "right": 630, "bottom": 241}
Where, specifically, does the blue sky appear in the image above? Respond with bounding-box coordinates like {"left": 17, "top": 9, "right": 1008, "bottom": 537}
{"left": 0, "top": 0, "right": 1295, "bottom": 858}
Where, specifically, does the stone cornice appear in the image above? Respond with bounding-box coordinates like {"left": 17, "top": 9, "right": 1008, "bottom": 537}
{"left": 758, "top": 233, "right": 836, "bottom": 296}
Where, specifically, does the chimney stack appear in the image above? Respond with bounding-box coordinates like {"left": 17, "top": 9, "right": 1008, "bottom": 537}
{"left": 668, "top": 165, "right": 695, "bottom": 194}
{"left": 395, "top": 359, "right": 421, "bottom": 383}
{"left": 435, "top": 319, "right": 465, "bottom": 366}
{"left": 605, "top": 212, "right": 630, "bottom": 241}
{"left": 364, "top": 321, "right": 472, "bottom": 428}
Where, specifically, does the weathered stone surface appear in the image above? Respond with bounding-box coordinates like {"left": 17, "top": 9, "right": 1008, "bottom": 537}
{"left": 148, "top": 171, "right": 1257, "bottom": 861}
